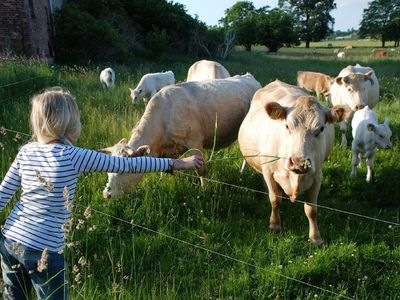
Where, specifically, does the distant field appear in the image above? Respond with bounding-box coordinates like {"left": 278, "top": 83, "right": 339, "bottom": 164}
{"left": 0, "top": 45, "right": 399, "bottom": 299}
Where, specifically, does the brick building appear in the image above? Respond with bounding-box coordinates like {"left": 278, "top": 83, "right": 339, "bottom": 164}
{"left": 0, "top": 0, "right": 63, "bottom": 62}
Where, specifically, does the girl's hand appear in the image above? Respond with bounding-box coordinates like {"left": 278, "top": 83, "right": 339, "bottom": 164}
{"left": 172, "top": 155, "right": 204, "bottom": 171}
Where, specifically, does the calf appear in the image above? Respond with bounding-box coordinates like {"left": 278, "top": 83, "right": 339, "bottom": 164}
{"left": 330, "top": 64, "right": 379, "bottom": 147}
{"left": 238, "top": 80, "right": 351, "bottom": 245}
{"left": 100, "top": 67, "right": 115, "bottom": 89}
{"left": 129, "top": 71, "right": 175, "bottom": 104}
{"left": 337, "top": 52, "right": 346, "bottom": 59}
{"left": 372, "top": 49, "right": 386, "bottom": 58}
{"left": 351, "top": 106, "right": 392, "bottom": 183}
{"left": 297, "top": 71, "right": 333, "bottom": 99}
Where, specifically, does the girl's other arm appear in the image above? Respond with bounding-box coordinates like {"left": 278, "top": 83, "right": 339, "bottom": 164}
{"left": 0, "top": 158, "right": 21, "bottom": 210}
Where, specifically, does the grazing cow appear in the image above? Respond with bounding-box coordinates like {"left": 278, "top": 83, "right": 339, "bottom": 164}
{"left": 297, "top": 71, "right": 333, "bottom": 99}
{"left": 337, "top": 51, "right": 346, "bottom": 59}
{"left": 372, "top": 49, "right": 386, "bottom": 58}
{"left": 330, "top": 64, "right": 379, "bottom": 147}
{"left": 101, "top": 73, "right": 261, "bottom": 198}
{"left": 351, "top": 106, "right": 392, "bottom": 183}
{"left": 100, "top": 67, "right": 115, "bottom": 89}
{"left": 238, "top": 80, "right": 351, "bottom": 245}
{"left": 186, "top": 60, "right": 230, "bottom": 82}
{"left": 345, "top": 45, "right": 353, "bottom": 50}
{"left": 333, "top": 48, "right": 340, "bottom": 54}
{"left": 129, "top": 71, "right": 175, "bottom": 105}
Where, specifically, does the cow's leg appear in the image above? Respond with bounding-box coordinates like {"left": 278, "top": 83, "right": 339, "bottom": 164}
{"left": 366, "top": 154, "right": 375, "bottom": 183}
{"left": 239, "top": 159, "right": 247, "bottom": 173}
{"left": 339, "top": 121, "right": 348, "bottom": 148}
{"left": 304, "top": 172, "right": 323, "bottom": 245}
{"left": 262, "top": 172, "right": 282, "bottom": 233}
{"left": 350, "top": 146, "right": 360, "bottom": 178}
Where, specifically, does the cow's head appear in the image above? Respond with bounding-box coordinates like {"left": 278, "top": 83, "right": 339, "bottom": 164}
{"left": 334, "top": 71, "right": 374, "bottom": 111}
{"left": 368, "top": 118, "right": 392, "bottom": 149}
{"left": 129, "top": 88, "right": 143, "bottom": 104}
{"left": 99, "top": 138, "right": 150, "bottom": 198}
{"left": 265, "top": 96, "right": 351, "bottom": 174}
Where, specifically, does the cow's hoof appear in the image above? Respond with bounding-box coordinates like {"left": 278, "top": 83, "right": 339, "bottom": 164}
{"left": 269, "top": 223, "right": 282, "bottom": 233}
{"left": 310, "top": 237, "right": 323, "bottom": 246}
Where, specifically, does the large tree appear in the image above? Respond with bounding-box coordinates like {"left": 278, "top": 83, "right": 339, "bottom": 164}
{"left": 279, "top": 0, "right": 336, "bottom": 48}
{"left": 220, "top": 1, "right": 261, "bottom": 51}
{"left": 359, "top": 0, "right": 400, "bottom": 47}
{"left": 257, "top": 8, "right": 299, "bottom": 52}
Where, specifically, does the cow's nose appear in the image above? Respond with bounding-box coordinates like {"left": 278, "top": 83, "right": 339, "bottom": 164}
{"left": 103, "top": 190, "right": 112, "bottom": 199}
{"left": 386, "top": 144, "right": 392, "bottom": 149}
{"left": 287, "top": 157, "right": 312, "bottom": 174}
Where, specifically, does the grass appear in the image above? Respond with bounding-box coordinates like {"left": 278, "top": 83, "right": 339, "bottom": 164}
{"left": 1, "top": 43, "right": 400, "bottom": 299}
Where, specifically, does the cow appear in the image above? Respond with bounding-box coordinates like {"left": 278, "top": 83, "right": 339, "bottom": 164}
{"left": 372, "top": 49, "right": 386, "bottom": 58}
{"left": 129, "top": 71, "right": 175, "bottom": 105}
{"left": 351, "top": 106, "right": 392, "bottom": 183}
{"left": 238, "top": 80, "right": 351, "bottom": 245}
{"left": 186, "top": 60, "right": 230, "bottom": 82}
{"left": 100, "top": 67, "right": 115, "bottom": 89}
{"left": 337, "top": 51, "right": 346, "bottom": 59}
{"left": 330, "top": 64, "right": 379, "bottom": 147}
{"left": 297, "top": 71, "right": 333, "bottom": 100}
{"left": 101, "top": 73, "right": 262, "bottom": 198}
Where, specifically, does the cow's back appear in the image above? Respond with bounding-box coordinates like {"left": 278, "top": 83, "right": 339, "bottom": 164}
{"left": 187, "top": 60, "right": 230, "bottom": 82}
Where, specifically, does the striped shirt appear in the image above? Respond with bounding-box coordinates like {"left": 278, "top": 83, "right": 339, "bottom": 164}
{"left": 0, "top": 142, "right": 172, "bottom": 253}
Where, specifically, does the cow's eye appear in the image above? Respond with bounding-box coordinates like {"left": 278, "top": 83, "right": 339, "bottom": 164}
{"left": 285, "top": 124, "right": 291, "bottom": 133}
{"left": 379, "top": 134, "right": 384, "bottom": 138}
{"left": 315, "top": 126, "right": 324, "bottom": 137}
{"left": 347, "top": 87, "right": 352, "bottom": 92}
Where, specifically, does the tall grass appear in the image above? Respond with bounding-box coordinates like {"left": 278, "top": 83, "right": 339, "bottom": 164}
{"left": 0, "top": 46, "right": 399, "bottom": 299}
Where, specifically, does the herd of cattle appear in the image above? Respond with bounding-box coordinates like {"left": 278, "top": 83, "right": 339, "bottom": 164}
{"left": 98, "top": 59, "right": 393, "bottom": 245}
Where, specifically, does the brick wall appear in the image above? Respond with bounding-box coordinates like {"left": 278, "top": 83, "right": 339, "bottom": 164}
{"left": 0, "top": 0, "right": 57, "bottom": 61}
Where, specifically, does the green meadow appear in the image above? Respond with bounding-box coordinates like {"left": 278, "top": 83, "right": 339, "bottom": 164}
{"left": 0, "top": 43, "right": 399, "bottom": 299}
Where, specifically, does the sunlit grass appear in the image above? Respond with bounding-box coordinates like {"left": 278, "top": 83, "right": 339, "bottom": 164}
{"left": 0, "top": 46, "right": 399, "bottom": 298}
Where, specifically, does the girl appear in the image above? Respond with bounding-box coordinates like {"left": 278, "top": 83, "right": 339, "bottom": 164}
{"left": 0, "top": 88, "right": 204, "bottom": 299}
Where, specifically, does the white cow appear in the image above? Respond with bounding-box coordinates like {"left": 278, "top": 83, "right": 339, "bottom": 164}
{"left": 351, "top": 106, "right": 392, "bottom": 183}
{"left": 238, "top": 80, "right": 351, "bottom": 245}
{"left": 186, "top": 60, "right": 230, "bottom": 82}
{"left": 337, "top": 52, "right": 346, "bottom": 59}
{"left": 101, "top": 73, "right": 261, "bottom": 198}
{"left": 330, "top": 64, "right": 379, "bottom": 147}
{"left": 129, "top": 71, "right": 175, "bottom": 104}
{"left": 100, "top": 67, "right": 115, "bottom": 89}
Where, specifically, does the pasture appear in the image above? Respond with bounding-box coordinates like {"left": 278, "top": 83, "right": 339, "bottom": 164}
{"left": 0, "top": 45, "right": 400, "bottom": 299}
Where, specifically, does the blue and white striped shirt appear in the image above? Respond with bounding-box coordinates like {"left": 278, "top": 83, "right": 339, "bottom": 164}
{"left": 0, "top": 142, "right": 172, "bottom": 253}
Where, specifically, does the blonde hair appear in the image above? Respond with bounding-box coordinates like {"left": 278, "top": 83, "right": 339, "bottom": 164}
{"left": 30, "top": 87, "right": 81, "bottom": 145}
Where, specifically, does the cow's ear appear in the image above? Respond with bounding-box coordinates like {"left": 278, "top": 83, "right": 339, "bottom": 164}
{"left": 129, "top": 88, "right": 133, "bottom": 92}
{"left": 335, "top": 76, "right": 343, "bottom": 85}
{"left": 384, "top": 118, "right": 390, "bottom": 126}
{"left": 364, "top": 71, "right": 374, "bottom": 85}
{"left": 265, "top": 102, "right": 287, "bottom": 120}
{"left": 367, "top": 123, "right": 375, "bottom": 132}
{"left": 326, "top": 105, "right": 352, "bottom": 123}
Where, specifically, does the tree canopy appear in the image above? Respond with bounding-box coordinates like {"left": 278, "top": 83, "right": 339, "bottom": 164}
{"left": 359, "top": 0, "right": 400, "bottom": 47}
{"left": 278, "top": 0, "right": 336, "bottom": 48}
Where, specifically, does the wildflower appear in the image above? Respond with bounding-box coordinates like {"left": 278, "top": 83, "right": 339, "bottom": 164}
{"left": 83, "top": 206, "right": 92, "bottom": 219}
{"left": 66, "top": 242, "right": 75, "bottom": 248}
{"left": 11, "top": 242, "right": 24, "bottom": 257}
{"left": 76, "top": 219, "right": 85, "bottom": 230}
{"left": 72, "top": 265, "right": 79, "bottom": 274}
{"left": 35, "top": 170, "right": 54, "bottom": 192}
{"left": 64, "top": 187, "right": 72, "bottom": 211}
{"left": 37, "top": 248, "right": 49, "bottom": 272}
{"left": 78, "top": 257, "right": 87, "bottom": 267}
{"left": 0, "top": 127, "right": 6, "bottom": 135}
{"left": 62, "top": 219, "right": 73, "bottom": 233}
{"left": 0, "top": 142, "right": 4, "bottom": 150}
{"left": 74, "top": 273, "right": 81, "bottom": 283}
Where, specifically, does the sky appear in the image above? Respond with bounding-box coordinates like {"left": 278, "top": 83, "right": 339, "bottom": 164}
{"left": 173, "top": 0, "right": 370, "bottom": 32}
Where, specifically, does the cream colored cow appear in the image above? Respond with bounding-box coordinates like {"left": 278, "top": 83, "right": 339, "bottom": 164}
{"left": 238, "top": 80, "right": 351, "bottom": 245}
{"left": 186, "top": 60, "right": 230, "bottom": 82}
{"left": 297, "top": 71, "right": 333, "bottom": 99}
{"left": 330, "top": 64, "right": 379, "bottom": 147}
{"left": 101, "top": 73, "right": 261, "bottom": 198}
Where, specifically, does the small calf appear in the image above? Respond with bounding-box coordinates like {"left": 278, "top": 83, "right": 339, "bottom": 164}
{"left": 337, "top": 52, "right": 346, "bottom": 59}
{"left": 129, "top": 71, "right": 175, "bottom": 105}
{"left": 297, "top": 71, "right": 333, "bottom": 99}
{"left": 351, "top": 106, "right": 392, "bottom": 183}
{"left": 100, "top": 67, "right": 115, "bottom": 89}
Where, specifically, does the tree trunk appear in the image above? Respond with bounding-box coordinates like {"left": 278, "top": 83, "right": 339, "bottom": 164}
{"left": 305, "top": 40, "right": 310, "bottom": 48}
{"left": 245, "top": 44, "right": 251, "bottom": 52}
{"left": 381, "top": 39, "right": 385, "bottom": 48}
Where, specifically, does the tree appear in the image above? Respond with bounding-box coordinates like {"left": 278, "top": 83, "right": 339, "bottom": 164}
{"left": 257, "top": 8, "right": 299, "bottom": 52}
{"left": 221, "top": 1, "right": 260, "bottom": 51}
{"left": 279, "top": 0, "right": 336, "bottom": 48}
{"left": 359, "top": 0, "right": 400, "bottom": 47}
